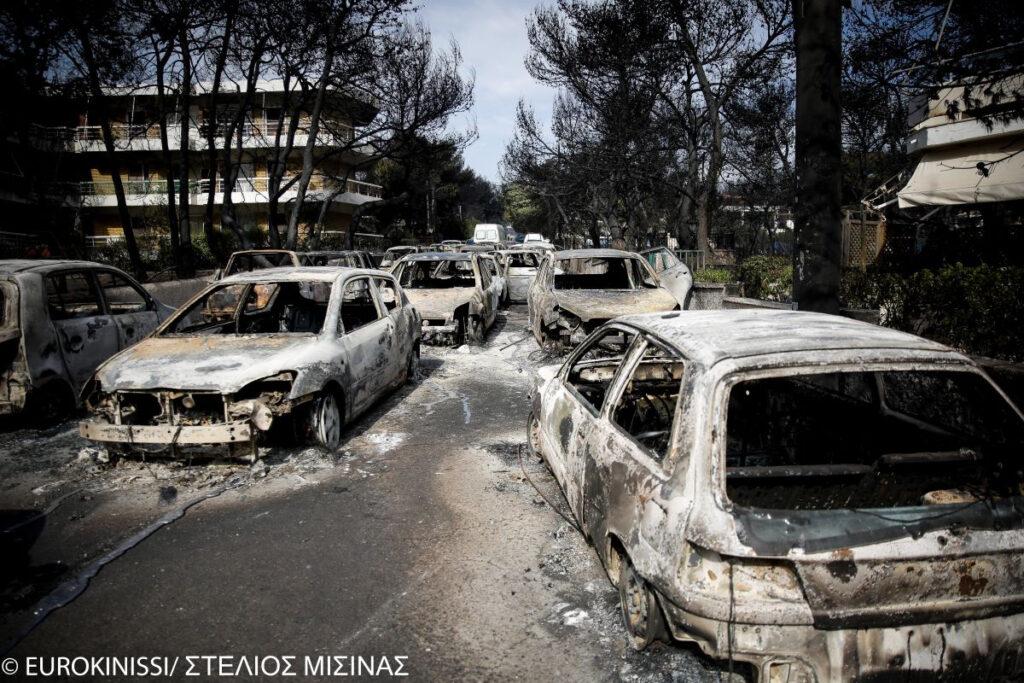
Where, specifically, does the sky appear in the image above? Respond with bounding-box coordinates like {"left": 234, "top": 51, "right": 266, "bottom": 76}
{"left": 415, "top": 0, "right": 555, "bottom": 184}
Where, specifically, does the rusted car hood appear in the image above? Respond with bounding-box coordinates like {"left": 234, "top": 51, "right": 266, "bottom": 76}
{"left": 404, "top": 288, "right": 475, "bottom": 319}
{"left": 94, "top": 335, "right": 314, "bottom": 393}
{"left": 555, "top": 288, "right": 677, "bottom": 321}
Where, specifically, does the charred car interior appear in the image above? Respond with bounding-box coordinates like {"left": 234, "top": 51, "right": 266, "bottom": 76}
{"left": 725, "top": 369, "right": 1024, "bottom": 512}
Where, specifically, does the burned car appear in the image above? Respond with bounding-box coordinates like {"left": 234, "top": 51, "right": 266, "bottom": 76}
{"left": 529, "top": 309, "right": 1024, "bottom": 681}
{"left": 391, "top": 252, "right": 500, "bottom": 345}
{"left": 79, "top": 267, "right": 419, "bottom": 456}
{"left": 527, "top": 249, "right": 679, "bottom": 351}
{"left": 0, "top": 260, "right": 173, "bottom": 418}
{"left": 379, "top": 246, "right": 420, "bottom": 270}
{"left": 495, "top": 249, "right": 541, "bottom": 303}
{"left": 301, "top": 250, "right": 377, "bottom": 269}
{"left": 641, "top": 247, "right": 693, "bottom": 309}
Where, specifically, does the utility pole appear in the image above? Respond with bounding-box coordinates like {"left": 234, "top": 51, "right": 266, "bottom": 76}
{"left": 791, "top": 0, "right": 843, "bottom": 314}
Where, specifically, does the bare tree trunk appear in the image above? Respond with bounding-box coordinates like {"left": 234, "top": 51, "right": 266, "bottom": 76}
{"left": 202, "top": 1, "right": 237, "bottom": 264}
{"left": 286, "top": 44, "right": 335, "bottom": 248}
{"left": 176, "top": 26, "right": 194, "bottom": 277}
{"left": 267, "top": 81, "right": 304, "bottom": 248}
{"left": 78, "top": 27, "right": 145, "bottom": 278}
{"left": 792, "top": 0, "right": 842, "bottom": 314}
{"left": 153, "top": 41, "right": 179, "bottom": 267}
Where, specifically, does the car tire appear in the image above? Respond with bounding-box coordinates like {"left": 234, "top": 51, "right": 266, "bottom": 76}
{"left": 616, "top": 552, "right": 667, "bottom": 650}
{"left": 306, "top": 391, "right": 342, "bottom": 450}
{"left": 26, "top": 382, "right": 74, "bottom": 426}
{"left": 405, "top": 344, "right": 420, "bottom": 384}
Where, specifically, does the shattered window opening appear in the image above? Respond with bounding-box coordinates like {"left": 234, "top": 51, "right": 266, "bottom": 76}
{"left": 611, "top": 341, "right": 685, "bottom": 461}
{"left": 565, "top": 327, "right": 638, "bottom": 413}
{"left": 553, "top": 257, "right": 656, "bottom": 290}
{"left": 96, "top": 271, "right": 151, "bottom": 314}
{"left": 339, "top": 277, "right": 382, "bottom": 333}
{"left": 508, "top": 252, "right": 539, "bottom": 268}
{"left": 163, "top": 281, "right": 331, "bottom": 336}
{"left": 724, "top": 368, "right": 1024, "bottom": 512}
{"left": 46, "top": 271, "right": 102, "bottom": 320}
{"left": 374, "top": 278, "right": 401, "bottom": 312}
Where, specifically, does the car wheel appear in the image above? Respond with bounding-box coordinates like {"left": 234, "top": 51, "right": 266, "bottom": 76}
{"left": 306, "top": 391, "right": 342, "bottom": 450}
{"left": 405, "top": 344, "right": 420, "bottom": 383}
{"left": 526, "top": 410, "right": 543, "bottom": 458}
{"left": 26, "top": 382, "right": 74, "bottom": 426}
{"left": 617, "top": 552, "right": 667, "bottom": 650}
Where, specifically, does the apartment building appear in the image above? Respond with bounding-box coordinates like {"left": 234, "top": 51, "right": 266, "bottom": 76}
{"left": 20, "top": 79, "right": 384, "bottom": 250}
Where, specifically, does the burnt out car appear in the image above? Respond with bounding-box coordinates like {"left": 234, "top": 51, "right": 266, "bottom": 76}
{"left": 527, "top": 249, "right": 679, "bottom": 351}
{"left": 379, "top": 246, "right": 420, "bottom": 270}
{"left": 79, "top": 267, "right": 419, "bottom": 456}
{"left": 391, "top": 252, "right": 500, "bottom": 345}
{"left": 217, "top": 249, "right": 302, "bottom": 280}
{"left": 0, "top": 260, "right": 173, "bottom": 418}
{"left": 529, "top": 310, "right": 1024, "bottom": 681}
{"left": 495, "top": 249, "right": 542, "bottom": 303}
{"left": 641, "top": 247, "right": 693, "bottom": 309}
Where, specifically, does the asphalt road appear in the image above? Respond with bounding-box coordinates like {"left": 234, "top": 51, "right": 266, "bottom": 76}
{"left": 1, "top": 308, "right": 732, "bottom": 681}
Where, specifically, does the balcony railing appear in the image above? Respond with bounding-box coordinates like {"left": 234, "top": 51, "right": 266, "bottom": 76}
{"left": 46, "top": 119, "right": 357, "bottom": 147}
{"left": 79, "top": 175, "right": 382, "bottom": 200}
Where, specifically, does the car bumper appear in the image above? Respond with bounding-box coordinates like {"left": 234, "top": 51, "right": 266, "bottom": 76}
{"left": 79, "top": 420, "right": 254, "bottom": 445}
{"left": 420, "top": 320, "right": 460, "bottom": 345}
{"left": 661, "top": 600, "right": 1024, "bottom": 681}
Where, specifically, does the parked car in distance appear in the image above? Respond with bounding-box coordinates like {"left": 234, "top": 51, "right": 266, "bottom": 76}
{"left": 495, "top": 249, "right": 542, "bottom": 303}
{"left": 79, "top": 267, "right": 420, "bottom": 457}
{"left": 391, "top": 252, "right": 500, "bottom": 345}
{"left": 379, "top": 246, "right": 420, "bottom": 270}
{"left": 530, "top": 309, "right": 1024, "bottom": 681}
{"left": 472, "top": 223, "right": 510, "bottom": 245}
{"left": 0, "top": 260, "right": 174, "bottom": 419}
{"left": 527, "top": 249, "right": 678, "bottom": 351}
{"left": 440, "top": 240, "right": 464, "bottom": 252}
{"left": 641, "top": 247, "right": 693, "bottom": 309}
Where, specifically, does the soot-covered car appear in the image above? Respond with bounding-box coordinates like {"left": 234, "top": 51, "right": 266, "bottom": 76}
{"left": 391, "top": 252, "right": 500, "bottom": 346}
{"left": 529, "top": 309, "right": 1024, "bottom": 681}
{"left": 0, "top": 260, "right": 173, "bottom": 418}
{"left": 527, "top": 249, "right": 679, "bottom": 351}
{"left": 79, "top": 267, "right": 419, "bottom": 457}
{"left": 495, "top": 249, "right": 542, "bottom": 303}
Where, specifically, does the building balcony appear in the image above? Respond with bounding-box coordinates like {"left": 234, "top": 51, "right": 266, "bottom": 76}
{"left": 33, "top": 119, "right": 364, "bottom": 154}
{"left": 79, "top": 175, "right": 382, "bottom": 208}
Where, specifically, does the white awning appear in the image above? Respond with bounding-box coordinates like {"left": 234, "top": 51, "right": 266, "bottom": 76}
{"left": 897, "top": 136, "right": 1024, "bottom": 208}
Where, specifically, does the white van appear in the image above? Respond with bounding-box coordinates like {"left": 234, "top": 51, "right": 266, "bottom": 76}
{"left": 472, "top": 223, "right": 509, "bottom": 244}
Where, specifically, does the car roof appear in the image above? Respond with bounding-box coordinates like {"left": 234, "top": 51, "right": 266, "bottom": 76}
{"left": 0, "top": 259, "right": 126, "bottom": 274}
{"left": 217, "top": 266, "right": 387, "bottom": 283}
{"left": 401, "top": 252, "right": 471, "bottom": 261}
{"left": 617, "top": 309, "right": 960, "bottom": 368}
{"left": 553, "top": 248, "right": 640, "bottom": 259}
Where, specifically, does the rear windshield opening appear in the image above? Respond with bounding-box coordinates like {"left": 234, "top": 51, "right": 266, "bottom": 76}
{"left": 554, "top": 257, "right": 654, "bottom": 290}
{"left": 724, "top": 370, "right": 1024, "bottom": 511}
{"left": 396, "top": 260, "right": 475, "bottom": 289}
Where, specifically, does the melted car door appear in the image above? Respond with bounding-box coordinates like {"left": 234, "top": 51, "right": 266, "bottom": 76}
{"left": 370, "top": 277, "right": 407, "bottom": 388}
{"left": 95, "top": 269, "right": 161, "bottom": 349}
{"left": 580, "top": 338, "right": 685, "bottom": 548}
{"left": 551, "top": 326, "right": 640, "bottom": 519}
{"left": 45, "top": 270, "right": 120, "bottom": 389}
{"left": 337, "top": 276, "right": 388, "bottom": 414}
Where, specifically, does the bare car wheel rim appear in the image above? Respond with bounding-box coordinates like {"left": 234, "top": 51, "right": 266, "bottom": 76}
{"left": 618, "top": 559, "right": 652, "bottom": 648}
{"left": 316, "top": 394, "right": 341, "bottom": 449}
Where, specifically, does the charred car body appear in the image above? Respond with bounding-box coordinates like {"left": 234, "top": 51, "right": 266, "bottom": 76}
{"left": 391, "top": 252, "right": 500, "bottom": 346}
{"left": 527, "top": 249, "right": 679, "bottom": 351}
{"left": 0, "top": 260, "right": 173, "bottom": 418}
{"left": 529, "top": 309, "right": 1024, "bottom": 681}
{"left": 641, "top": 247, "right": 693, "bottom": 309}
{"left": 80, "top": 267, "right": 419, "bottom": 456}
{"left": 495, "top": 249, "right": 542, "bottom": 303}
